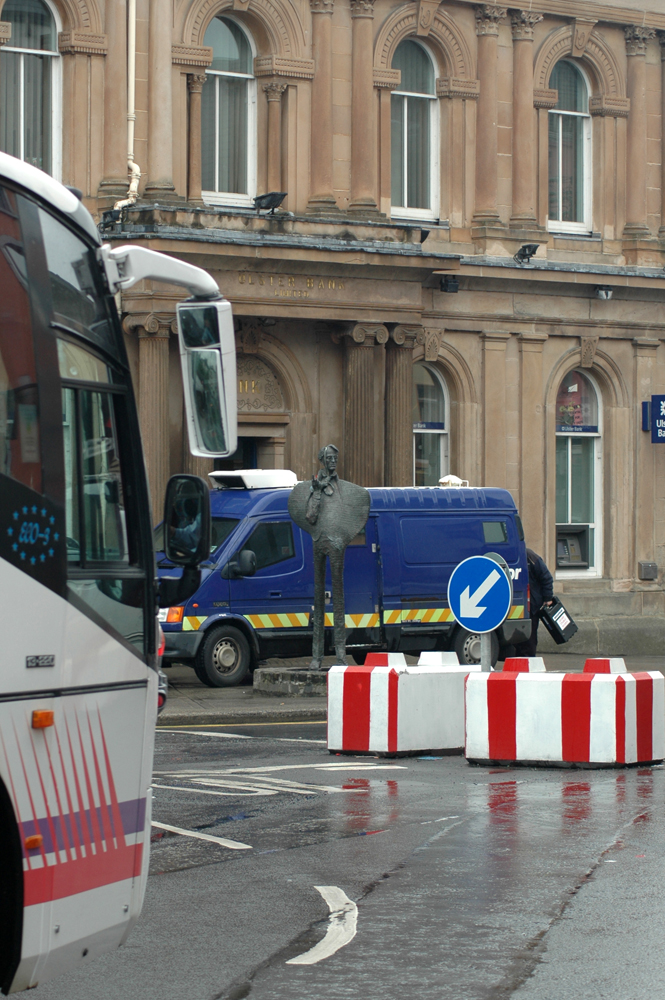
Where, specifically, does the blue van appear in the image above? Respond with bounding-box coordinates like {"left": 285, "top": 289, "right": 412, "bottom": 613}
{"left": 156, "top": 471, "right": 530, "bottom": 685}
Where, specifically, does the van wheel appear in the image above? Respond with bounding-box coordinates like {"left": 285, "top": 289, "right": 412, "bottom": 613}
{"left": 195, "top": 626, "right": 251, "bottom": 687}
{"left": 453, "top": 628, "right": 499, "bottom": 667}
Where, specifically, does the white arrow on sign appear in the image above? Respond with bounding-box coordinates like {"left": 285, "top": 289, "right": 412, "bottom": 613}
{"left": 459, "top": 568, "right": 500, "bottom": 619}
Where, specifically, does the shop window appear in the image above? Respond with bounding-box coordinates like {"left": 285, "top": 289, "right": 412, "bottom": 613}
{"left": 548, "top": 60, "right": 591, "bottom": 233}
{"left": 390, "top": 40, "right": 438, "bottom": 220}
{"left": 0, "top": 0, "right": 61, "bottom": 178}
{"left": 201, "top": 16, "right": 256, "bottom": 206}
{"left": 555, "top": 369, "right": 601, "bottom": 574}
{"left": 413, "top": 363, "right": 449, "bottom": 486}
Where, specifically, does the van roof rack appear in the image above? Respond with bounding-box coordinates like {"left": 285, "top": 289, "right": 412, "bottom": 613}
{"left": 208, "top": 469, "right": 298, "bottom": 490}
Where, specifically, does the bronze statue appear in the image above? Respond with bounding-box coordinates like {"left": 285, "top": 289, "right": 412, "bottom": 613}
{"left": 288, "top": 444, "right": 370, "bottom": 668}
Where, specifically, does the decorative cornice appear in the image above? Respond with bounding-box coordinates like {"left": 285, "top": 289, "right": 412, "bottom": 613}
{"left": 374, "top": 67, "right": 401, "bottom": 89}
{"left": 172, "top": 44, "right": 213, "bottom": 68}
{"left": 589, "top": 94, "right": 630, "bottom": 118}
{"left": 254, "top": 55, "right": 315, "bottom": 79}
{"left": 533, "top": 87, "right": 558, "bottom": 109}
{"left": 0, "top": 22, "right": 11, "bottom": 46}
{"left": 350, "top": 0, "right": 376, "bottom": 19}
{"left": 475, "top": 5, "right": 507, "bottom": 36}
{"left": 509, "top": 10, "right": 542, "bottom": 41}
{"left": 624, "top": 25, "right": 656, "bottom": 56}
{"left": 58, "top": 31, "right": 107, "bottom": 55}
{"left": 310, "top": 0, "right": 334, "bottom": 12}
{"left": 263, "top": 81, "right": 287, "bottom": 100}
{"left": 436, "top": 76, "right": 480, "bottom": 99}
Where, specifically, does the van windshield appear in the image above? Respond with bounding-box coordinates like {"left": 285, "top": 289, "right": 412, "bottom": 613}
{"left": 154, "top": 516, "right": 238, "bottom": 557}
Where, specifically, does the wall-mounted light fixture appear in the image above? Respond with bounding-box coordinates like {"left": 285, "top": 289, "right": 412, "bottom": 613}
{"left": 513, "top": 244, "right": 540, "bottom": 265}
{"left": 595, "top": 286, "right": 613, "bottom": 300}
{"left": 254, "top": 192, "right": 287, "bottom": 214}
{"left": 440, "top": 276, "right": 459, "bottom": 293}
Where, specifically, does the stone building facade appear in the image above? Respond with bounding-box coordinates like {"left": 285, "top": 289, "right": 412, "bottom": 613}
{"left": 3, "top": 0, "right": 665, "bottom": 651}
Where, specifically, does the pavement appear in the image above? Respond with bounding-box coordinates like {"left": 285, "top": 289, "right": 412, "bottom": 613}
{"left": 157, "top": 654, "right": 665, "bottom": 727}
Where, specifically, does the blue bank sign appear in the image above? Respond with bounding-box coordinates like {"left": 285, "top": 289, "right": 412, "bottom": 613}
{"left": 447, "top": 555, "right": 512, "bottom": 634}
{"left": 652, "top": 395, "right": 665, "bottom": 443}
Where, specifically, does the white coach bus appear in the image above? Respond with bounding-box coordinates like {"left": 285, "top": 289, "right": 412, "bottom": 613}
{"left": 0, "top": 152, "right": 236, "bottom": 993}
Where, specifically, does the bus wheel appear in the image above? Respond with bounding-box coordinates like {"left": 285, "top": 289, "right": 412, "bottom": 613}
{"left": 452, "top": 628, "right": 499, "bottom": 667}
{"left": 195, "top": 626, "right": 251, "bottom": 687}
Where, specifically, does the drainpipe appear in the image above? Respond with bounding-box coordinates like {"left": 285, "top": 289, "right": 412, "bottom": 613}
{"left": 114, "top": 0, "right": 141, "bottom": 210}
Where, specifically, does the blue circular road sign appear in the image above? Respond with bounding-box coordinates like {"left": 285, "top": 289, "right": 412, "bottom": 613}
{"left": 447, "top": 555, "right": 512, "bottom": 633}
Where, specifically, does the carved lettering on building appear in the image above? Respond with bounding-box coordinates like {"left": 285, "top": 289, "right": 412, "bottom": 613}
{"left": 237, "top": 274, "right": 345, "bottom": 298}
{"left": 237, "top": 356, "right": 285, "bottom": 412}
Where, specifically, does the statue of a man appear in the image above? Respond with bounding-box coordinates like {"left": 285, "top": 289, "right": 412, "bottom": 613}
{"left": 288, "top": 444, "right": 370, "bottom": 668}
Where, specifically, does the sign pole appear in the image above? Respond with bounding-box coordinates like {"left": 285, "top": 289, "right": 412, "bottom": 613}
{"left": 480, "top": 632, "right": 492, "bottom": 672}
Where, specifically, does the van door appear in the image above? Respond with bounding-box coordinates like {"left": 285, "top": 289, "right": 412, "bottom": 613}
{"left": 228, "top": 516, "right": 312, "bottom": 658}
{"left": 336, "top": 517, "right": 382, "bottom": 652}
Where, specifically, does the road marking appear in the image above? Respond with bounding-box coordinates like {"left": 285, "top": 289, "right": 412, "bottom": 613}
{"left": 158, "top": 729, "right": 327, "bottom": 745}
{"left": 286, "top": 887, "right": 358, "bottom": 966}
{"left": 157, "top": 720, "right": 327, "bottom": 729}
{"left": 151, "top": 820, "right": 252, "bottom": 850}
{"left": 153, "top": 783, "right": 273, "bottom": 798}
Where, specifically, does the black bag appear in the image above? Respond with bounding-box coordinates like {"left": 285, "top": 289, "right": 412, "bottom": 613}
{"left": 539, "top": 597, "right": 578, "bottom": 645}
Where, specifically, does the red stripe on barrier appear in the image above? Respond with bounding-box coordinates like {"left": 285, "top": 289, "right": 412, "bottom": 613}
{"left": 342, "top": 667, "right": 372, "bottom": 751}
{"left": 387, "top": 669, "right": 398, "bottom": 754}
{"left": 561, "top": 674, "right": 592, "bottom": 763}
{"left": 487, "top": 674, "right": 516, "bottom": 760}
{"left": 634, "top": 672, "right": 653, "bottom": 762}
{"left": 615, "top": 675, "right": 626, "bottom": 764}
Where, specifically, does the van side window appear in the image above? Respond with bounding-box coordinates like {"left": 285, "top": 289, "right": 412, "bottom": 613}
{"left": 483, "top": 521, "right": 508, "bottom": 544}
{"left": 245, "top": 520, "right": 295, "bottom": 570}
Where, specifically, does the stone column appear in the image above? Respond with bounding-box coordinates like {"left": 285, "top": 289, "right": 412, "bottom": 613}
{"left": 349, "top": 0, "right": 378, "bottom": 215}
{"left": 263, "top": 82, "right": 287, "bottom": 192}
{"left": 187, "top": 74, "right": 206, "bottom": 205}
{"left": 473, "top": 5, "right": 506, "bottom": 225}
{"left": 145, "top": 0, "right": 177, "bottom": 200}
{"left": 308, "top": 0, "right": 338, "bottom": 213}
{"left": 510, "top": 10, "right": 542, "bottom": 228}
{"left": 659, "top": 35, "right": 665, "bottom": 236}
{"left": 623, "top": 26, "right": 656, "bottom": 238}
{"left": 98, "top": 0, "right": 128, "bottom": 202}
{"left": 518, "top": 333, "right": 548, "bottom": 550}
{"left": 385, "top": 326, "right": 421, "bottom": 487}
{"left": 127, "top": 314, "right": 173, "bottom": 523}
{"left": 633, "top": 338, "right": 659, "bottom": 580}
{"left": 482, "top": 332, "right": 511, "bottom": 488}
{"left": 344, "top": 324, "right": 388, "bottom": 485}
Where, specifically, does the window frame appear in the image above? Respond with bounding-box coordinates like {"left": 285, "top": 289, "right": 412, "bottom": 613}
{"left": 390, "top": 39, "right": 439, "bottom": 222}
{"left": 554, "top": 369, "right": 603, "bottom": 579}
{"left": 412, "top": 362, "right": 450, "bottom": 486}
{"left": 201, "top": 15, "right": 257, "bottom": 208}
{"left": 547, "top": 60, "right": 592, "bottom": 236}
{"left": 1, "top": 0, "right": 62, "bottom": 180}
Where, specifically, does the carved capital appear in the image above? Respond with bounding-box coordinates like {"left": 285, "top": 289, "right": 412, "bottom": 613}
{"left": 346, "top": 324, "right": 388, "bottom": 346}
{"left": 172, "top": 44, "right": 213, "bottom": 68}
{"left": 589, "top": 95, "right": 630, "bottom": 118}
{"left": 263, "top": 81, "right": 287, "bottom": 101}
{"left": 58, "top": 30, "right": 107, "bottom": 55}
{"left": 625, "top": 25, "right": 656, "bottom": 57}
{"left": 254, "top": 56, "right": 315, "bottom": 80}
{"left": 390, "top": 325, "right": 422, "bottom": 348}
{"left": 534, "top": 88, "right": 558, "bottom": 109}
{"left": 509, "top": 10, "right": 542, "bottom": 41}
{"left": 310, "top": 0, "right": 334, "bottom": 12}
{"left": 187, "top": 73, "right": 207, "bottom": 94}
{"left": 374, "top": 68, "right": 401, "bottom": 90}
{"left": 0, "top": 22, "right": 11, "bottom": 46}
{"left": 580, "top": 335, "right": 599, "bottom": 369}
{"left": 350, "top": 0, "right": 375, "bottom": 18}
{"left": 123, "top": 312, "right": 174, "bottom": 338}
{"left": 437, "top": 77, "right": 480, "bottom": 100}
{"left": 475, "top": 5, "right": 507, "bottom": 36}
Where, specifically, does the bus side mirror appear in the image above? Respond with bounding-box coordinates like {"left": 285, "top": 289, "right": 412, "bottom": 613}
{"left": 176, "top": 300, "right": 237, "bottom": 458}
{"left": 162, "top": 474, "right": 211, "bottom": 567}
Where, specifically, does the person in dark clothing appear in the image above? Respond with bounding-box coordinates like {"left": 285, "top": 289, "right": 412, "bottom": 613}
{"left": 514, "top": 548, "right": 554, "bottom": 657}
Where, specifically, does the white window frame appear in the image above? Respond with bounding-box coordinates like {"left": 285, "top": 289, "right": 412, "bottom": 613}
{"left": 554, "top": 370, "right": 603, "bottom": 579}
{"left": 547, "top": 60, "right": 592, "bottom": 236}
{"left": 412, "top": 363, "right": 449, "bottom": 486}
{"left": 201, "top": 17, "right": 257, "bottom": 209}
{"left": 390, "top": 40, "right": 439, "bottom": 222}
{"left": 2, "top": 0, "right": 62, "bottom": 180}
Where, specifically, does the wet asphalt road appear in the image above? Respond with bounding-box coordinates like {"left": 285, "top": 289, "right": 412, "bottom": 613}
{"left": 39, "top": 723, "right": 665, "bottom": 1000}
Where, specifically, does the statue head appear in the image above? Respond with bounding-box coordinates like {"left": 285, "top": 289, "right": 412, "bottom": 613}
{"left": 318, "top": 443, "right": 338, "bottom": 474}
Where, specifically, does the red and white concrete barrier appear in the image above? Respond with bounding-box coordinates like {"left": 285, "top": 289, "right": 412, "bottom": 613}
{"left": 417, "top": 652, "right": 461, "bottom": 669}
{"left": 364, "top": 652, "right": 407, "bottom": 667}
{"left": 465, "top": 670, "right": 665, "bottom": 766}
{"left": 328, "top": 660, "right": 479, "bottom": 755}
{"left": 501, "top": 657, "right": 546, "bottom": 672}
{"left": 583, "top": 658, "right": 626, "bottom": 673}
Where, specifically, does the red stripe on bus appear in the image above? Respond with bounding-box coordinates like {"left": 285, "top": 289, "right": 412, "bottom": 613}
{"left": 24, "top": 843, "right": 143, "bottom": 906}
{"left": 615, "top": 676, "right": 626, "bottom": 764}
{"left": 342, "top": 667, "right": 372, "bottom": 751}
{"left": 634, "top": 673, "right": 653, "bottom": 762}
{"left": 487, "top": 674, "right": 516, "bottom": 760}
{"left": 562, "top": 674, "right": 592, "bottom": 763}
{"left": 387, "top": 669, "right": 399, "bottom": 754}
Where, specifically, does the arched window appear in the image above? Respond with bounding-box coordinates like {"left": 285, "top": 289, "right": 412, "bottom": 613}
{"left": 201, "top": 16, "right": 256, "bottom": 205}
{"left": 548, "top": 60, "right": 591, "bottom": 233}
{"left": 413, "top": 363, "right": 449, "bottom": 485}
{"left": 555, "top": 369, "right": 601, "bottom": 574}
{"left": 391, "top": 40, "right": 438, "bottom": 219}
{"left": 0, "top": 0, "right": 61, "bottom": 177}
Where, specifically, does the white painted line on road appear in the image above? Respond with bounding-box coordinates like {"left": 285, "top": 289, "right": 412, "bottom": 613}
{"left": 153, "top": 783, "right": 272, "bottom": 798}
{"left": 286, "top": 887, "right": 358, "bottom": 966}
{"left": 158, "top": 729, "right": 327, "bottom": 744}
{"left": 151, "top": 821, "right": 252, "bottom": 850}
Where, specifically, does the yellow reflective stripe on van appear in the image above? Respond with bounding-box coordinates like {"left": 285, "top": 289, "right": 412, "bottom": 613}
{"left": 244, "top": 613, "right": 310, "bottom": 629}
{"left": 323, "top": 613, "right": 380, "bottom": 628}
{"left": 383, "top": 608, "right": 455, "bottom": 624}
{"left": 508, "top": 605, "right": 525, "bottom": 619}
{"left": 183, "top": 616, "right": 207, "bottom": 631}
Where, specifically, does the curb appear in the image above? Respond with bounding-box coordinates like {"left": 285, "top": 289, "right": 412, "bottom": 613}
{"left": 156, "top": 708, "right": 328, "bottom": 727}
